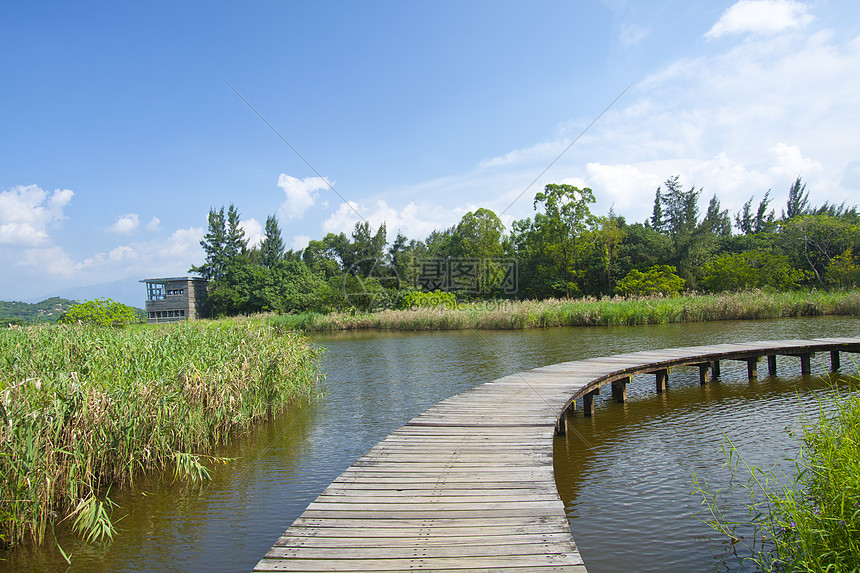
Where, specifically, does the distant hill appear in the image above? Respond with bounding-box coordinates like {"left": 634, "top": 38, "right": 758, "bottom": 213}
{"left": 27, "top": 276, "right": 146, "bottom": 308}
{"left": 0, "top": 297, "right": 78, "bottom": 323}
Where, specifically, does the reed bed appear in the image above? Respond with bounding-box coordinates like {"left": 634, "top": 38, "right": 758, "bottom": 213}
{"left": 0, "top": 318, "right": 322, "bottom": 549}
{"left": 272, "top": 289, "right": 860, "bottom": 332}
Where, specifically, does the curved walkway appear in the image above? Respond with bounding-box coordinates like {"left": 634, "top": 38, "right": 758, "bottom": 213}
{"left": 254, "top": 337, "right": 860, "bottom": 572}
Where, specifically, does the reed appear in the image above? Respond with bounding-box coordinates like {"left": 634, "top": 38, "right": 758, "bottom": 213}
{"left": 694, "top": 380, "right": 860, "bottom": 571}
{"left": 0, "top": 318, "right": 322, "bottom": 549}
{"left": 273, "top": 289, "right": 860, "bottom": 331}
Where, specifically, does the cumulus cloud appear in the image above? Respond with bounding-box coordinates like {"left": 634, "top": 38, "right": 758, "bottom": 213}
{"left": 291, "top": 234, "right": 311, "bottom": 251}
{"left": 146, "top": 216, "right": 161, "bottom": 231}
{"left": 276, "top": 174, "right": 330, "bottom": 220}
{"left": 108, "top": 213, "right": 140, "bottom": 234}
{"left": 0, "top": 184, "right": 73, "bottom": 246}
{"left": 706, "top": 0, "right": 813, "bottom": 39}
{"left": 322, "top": 200, "right": 450, "bottom": 241}
{"left": 240, "top": 218, "right": 263, "bottom": 248}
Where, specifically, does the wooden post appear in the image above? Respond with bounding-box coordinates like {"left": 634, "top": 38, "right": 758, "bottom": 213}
{"left": 697, "top": 363, "right": 710, "bottom": 385}
{"left": 583, "top": 389, "right": 597, "bottom": 417}
{"left": 556, "top": 401, "right": 575, "bottom": 435}
{"left": 767, "top": 355, "right": 777, "bottom": 376}
{"left": 711, "top": 360, "right": 720, "bottom": 379}
{"left": 655, "top": 369, "right": 668, "bottom": 393}
{"left": 611, "top": 377, "right": 628, "bottom": 403}
{"left": 746, "top": 357, "right": 758, "bottom": 381}
{"left": 831, "top": 351, "right": 841, "bottom": 372}
{"left": 800, "top": 353, "right": 812, "bottom": 375}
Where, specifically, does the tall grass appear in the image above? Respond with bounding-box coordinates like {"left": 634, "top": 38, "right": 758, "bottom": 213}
{"left": 695, "top": 380, "right": 860, "bottom": 571}
{"left": 0, "top": 318, "right": 322, "bottom": 549}
{"left": 272, "top": 289, "right": 860, "bottom": 332}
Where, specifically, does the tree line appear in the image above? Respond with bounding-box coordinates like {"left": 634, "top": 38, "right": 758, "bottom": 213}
{"left": 189, "top": 177, "right": 860, "bottom": 317}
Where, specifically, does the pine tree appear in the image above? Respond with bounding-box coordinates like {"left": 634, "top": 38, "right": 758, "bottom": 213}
{"left": 650, "top": 187, "right": 665, "bottom": 232}
{"left": 190, "top": 207, "right": 227, "bottom": 281}
{"left": 225, "top": 204, "right": 247, "bottom": 258}
{"left": 259, "top": 214, "right": 285, "bottom": 269}
{"left": 784, "top": 176, "right": 809, "bottom": 219}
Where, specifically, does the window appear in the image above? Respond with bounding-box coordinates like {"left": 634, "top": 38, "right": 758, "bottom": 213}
{"left": 167, "top": 289, "right": 185, "bottom": 296}
{"left": 147, "top": 283, "right": 166, "bottom": 301}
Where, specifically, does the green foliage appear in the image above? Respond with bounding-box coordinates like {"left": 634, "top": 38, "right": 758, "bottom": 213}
{"left": 701, "top": 250, "right": 807, "bottom": 292}
{"left": 188, "top": 177, "right": 858, "bottom": 317}
{"left": 59, "top": 298, "right": 139, "bottom": 326}
{"left": 397, "top": 290, "right": 457, "bottom": 310}
{"left": 825, "top": 248, "right": 860, "bottom": 289}
{"left": 0, "top": 297, "right": 77, "bottom": 324}
{"left": 259, "top": 214, "right": 285, "bottom": 269}
{"left": 615, "top": 265, "right": 685, "bottom": 296}
{"left": 779, "top": 215, "right": 860, "bottom": 286}
{"left": 0, "top": 319, "right": 322, "bottom": 549}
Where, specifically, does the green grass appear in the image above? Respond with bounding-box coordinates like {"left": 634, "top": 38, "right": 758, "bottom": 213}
{"left": 695, "top": 380, "right": 860, "bottom": 572}
{"left": 270, "top": 289, "right": 860, "bottom": 331}
{"left": 0, "top": 318, "right": 322, "bottom": 550}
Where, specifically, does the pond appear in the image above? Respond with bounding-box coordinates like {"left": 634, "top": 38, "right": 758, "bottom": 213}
{"left": 2, "top": 315, "right": 857, "bottom": 572}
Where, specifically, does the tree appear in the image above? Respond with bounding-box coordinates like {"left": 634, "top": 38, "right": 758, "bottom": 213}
{"left": 531, "top": 183, "right": 597, "bottom": 298}
{"left": 784, "top": 176, "right": 809, "bottom": 219}
{"left": 650, "top": 187, "right": 666, "bottom": 233}
{"left": 259, "top": 215, "right": 285, "bottom": 269}
{"left": 700, "top": 250, "right": 805, "bottom": 292}
{"left": 615, "top": 265, "right": 685, "bottom": 297}
{"left": 596, "top": 214, "right": 625, "bottom": 292}
{"left": 663, "top": 175, "right": 700, "bottom": 239}
{"left": 190, "top": 207, "right": 227, "bottom": 281}
{"left": 703, "top": 194, "right": 732, "bottom": 237}
{"left": 225, "top": 204, "right": 248, "bottom": 258}
{"left": 825, "top": 248, "right": 860, "bottom": 288}
{"left": 736, "top": 192, "right": 775, "bottom": 234}
{"left": 779, "top": 215, "right": 860, "bottom": 286}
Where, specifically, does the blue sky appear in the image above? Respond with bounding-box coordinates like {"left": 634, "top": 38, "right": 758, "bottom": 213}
{"left": 2, "top": 0, "right": 859, "bottom": 305}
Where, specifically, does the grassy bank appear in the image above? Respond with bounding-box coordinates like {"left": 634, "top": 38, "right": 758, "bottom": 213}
{"left": 269, "top": 289, "right": 860, "bottom": 331}
{"left": 0, "top": 318, "right": 322, "bottom": 550}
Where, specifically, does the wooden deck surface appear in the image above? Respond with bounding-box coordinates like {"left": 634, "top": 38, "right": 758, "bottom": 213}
{"left": 254, "top": 337, "right": 860, "bottom": 572}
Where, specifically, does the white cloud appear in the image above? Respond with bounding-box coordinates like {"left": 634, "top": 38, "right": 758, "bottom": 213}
{"left": 706, "top": 0, "right": 813, "bottom": 39}
{"left": 0, "top": 185, "right": 73, "bottom": 246}
{"left": 157, "top": 227, "right": 204, "bottom": 262}
{"left": 322, "top": 200, "right": 452, "bottom": 242}
{"left": 276, "top": 174, "right": 329, "bottom": 220}
{"left": 240, "top": 218, "right": 263, "bottom": 248}
{"left": 108, "top": 213, "right": 140, "bottom": 234}
{"left": 291, "top": 234, "right": 311, "bottom": 251}
{"left": 146, "top": 216, "right": 161, "bottom": 231}
{"left": 20, "top": 246, "right": 76, "bottom": 277}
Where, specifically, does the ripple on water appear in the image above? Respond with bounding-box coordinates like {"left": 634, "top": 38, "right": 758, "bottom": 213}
{"left": 556, "top": 365, "right": 856, "bottom": 573}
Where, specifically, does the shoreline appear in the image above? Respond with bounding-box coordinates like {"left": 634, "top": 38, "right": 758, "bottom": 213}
{"left": 265, "top": 289, "right": 860, "bottom": 332}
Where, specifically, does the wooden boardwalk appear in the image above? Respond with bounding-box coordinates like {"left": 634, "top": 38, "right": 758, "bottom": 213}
{"left": 254, "top": 337, "right": 860, "bottom": 572}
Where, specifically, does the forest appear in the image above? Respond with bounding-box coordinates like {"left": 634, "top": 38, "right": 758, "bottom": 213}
{"left": 189, "top": 176, "right": 860, "bottom": 317}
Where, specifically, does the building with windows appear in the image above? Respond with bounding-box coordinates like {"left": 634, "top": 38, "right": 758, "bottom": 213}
{"left": 140, "top": 277, "right": 208, "bottom": 322}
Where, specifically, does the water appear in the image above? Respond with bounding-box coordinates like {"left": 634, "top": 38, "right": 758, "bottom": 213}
{"left": 2, "top": 316, "right": 857, "bottom": 572}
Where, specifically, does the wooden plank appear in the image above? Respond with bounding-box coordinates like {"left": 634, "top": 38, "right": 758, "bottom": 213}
{"left": 255, "top": 337, "right": 860, "bottom": 573}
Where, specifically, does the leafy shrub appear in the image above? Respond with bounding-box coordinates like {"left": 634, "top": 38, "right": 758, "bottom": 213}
{"left": 58, "top": 298, "right": 140, "bottom": 327}
{"left": 701, "top": 250, "right": 806, "bottom": 292}
{"left": 396, "top": 290, "right": 457, "bottom": 310}
{"left": 615, "top": 265, "right": 685, "bottom": 297}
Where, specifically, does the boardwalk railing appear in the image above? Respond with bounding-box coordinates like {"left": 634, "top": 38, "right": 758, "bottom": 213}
{"left": 254, "top": 337, "right": 860, "bottom": 573}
